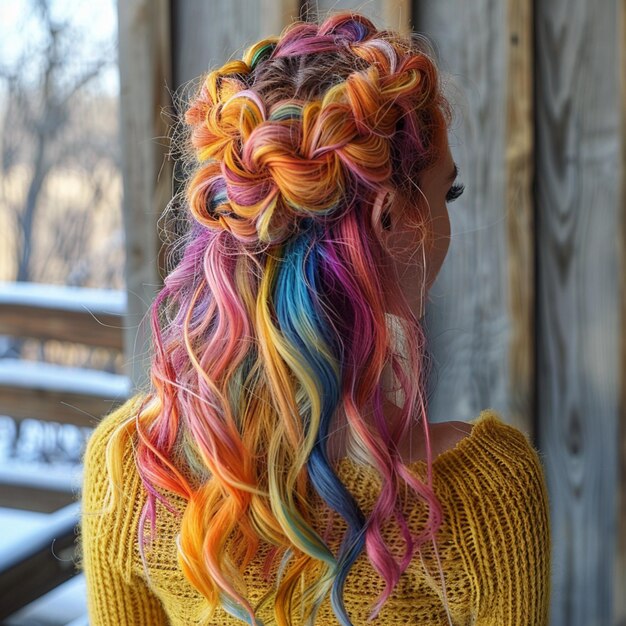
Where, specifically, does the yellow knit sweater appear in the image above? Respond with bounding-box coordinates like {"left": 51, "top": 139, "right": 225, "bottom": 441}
{"left": 77, "top": 395, "right": 551, "bottom": 625}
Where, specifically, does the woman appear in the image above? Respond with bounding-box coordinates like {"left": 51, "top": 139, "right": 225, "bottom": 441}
{"left": 79, "top": 11, "right": 551, "bottom": 626}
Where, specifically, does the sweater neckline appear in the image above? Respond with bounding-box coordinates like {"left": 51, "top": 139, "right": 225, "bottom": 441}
{"left": 333, "top": 409, "right": 502, "bottom": 474}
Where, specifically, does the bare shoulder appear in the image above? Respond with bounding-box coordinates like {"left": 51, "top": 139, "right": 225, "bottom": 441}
{"left": 446, "top": 420, "right": 475, "bottom": 436}
{"left": 398, "top": 419, "right": 475, "bottom": 463}
{"left": 437, "top": 420, "right": 475, "bottom": 451}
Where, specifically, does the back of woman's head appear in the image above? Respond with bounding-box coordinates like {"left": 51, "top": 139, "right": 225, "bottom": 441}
{"left": 106, "top": 11, "right": 455, "bottom": 626}
{"left": 179, "top": 12, "right": 451, "bottom": 248}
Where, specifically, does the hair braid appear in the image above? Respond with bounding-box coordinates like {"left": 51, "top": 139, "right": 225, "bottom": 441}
{"left": 182, "top": 14, "right": 448, "bottom": 247}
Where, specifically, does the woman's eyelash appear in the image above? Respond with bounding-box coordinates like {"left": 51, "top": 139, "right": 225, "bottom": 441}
{"left": 446, "top": 182, "right": 465, "bottom": 203}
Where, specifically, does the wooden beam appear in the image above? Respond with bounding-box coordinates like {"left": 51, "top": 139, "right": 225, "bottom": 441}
{"left": 260, "top": 0, "right": 302, "bottom": 34}
{"left": 505, "top": 0, "right": 534, "bottom": 430}
{"left": 172, "top": 1, "right": 302, "bottom": 90}
{"left": 535, "top": 0, "right": 623, "bottom": 623}
{"left": 0, "top": 359, "right": 129, "bottom": 426}
{"left": 0, "top": 304, "right": 122, "bottom": 349}
{"left": 0, "top": 483, "right": 74, "bottom": 513}
{"left": 382, "top": 0, "right": 412, "bottom": 35}
{"left": 0, "top": 388, "right": 126, "bottom": 427}
{"left": 307, "top": 0, "right": 411, "bottom": 32}
{"left": 0, "top": 462, "right": 80, "bottom": 512}
{"left": 618, "top": 0, "right": 626, "bottom": 619}
{"left": 412, "top": 2, "right": 516, "bottom": 420}
{"left": 0, "top": 283, "right": 125, "bottom": 350}
{"left": 117, "top": 0, "right": 173, "bottom": 391}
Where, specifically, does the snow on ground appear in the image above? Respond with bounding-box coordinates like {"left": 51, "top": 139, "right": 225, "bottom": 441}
{"left": 0, "top": 281, "right": 128, "bottom": 622}
{"left": 3, "top": 574, "right": 87, "bottom": 625}
{"left": 1, "top": 503, "right": 86, "bottom": 624}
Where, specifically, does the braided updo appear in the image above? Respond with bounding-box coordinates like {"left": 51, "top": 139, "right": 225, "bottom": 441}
{"left": 182, "top": 12, "right": 453, "bottom": 247}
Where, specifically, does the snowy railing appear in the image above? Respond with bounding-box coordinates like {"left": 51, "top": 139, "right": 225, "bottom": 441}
{"left": 0, "top": 282, "right": 133, "bottom": 620}
{"left": 0, "top": 502, "right": 81, "bottom": 620}
{"left": 0, "top": 281, "right": 133, "bottom": 514}
{"left": 0, "top": 281, "right": 131, "bottom": 428}
{"left": 0, "top": 281, "right": 125, "bottom": 349}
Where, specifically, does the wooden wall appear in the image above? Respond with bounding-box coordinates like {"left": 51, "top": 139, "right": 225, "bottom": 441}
{"left": 118, "top": 0, "right": 626, "bottom": 623}
{"left": 534, "top": 2, "right": 624, "bottom": 623}
{"left": 414, "top": 1, "right": 625, "bottom": 623}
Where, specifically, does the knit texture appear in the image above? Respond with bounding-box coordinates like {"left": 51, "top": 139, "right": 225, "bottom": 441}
{"left": 77, "top": 394, "right": 552, "bottom": 625}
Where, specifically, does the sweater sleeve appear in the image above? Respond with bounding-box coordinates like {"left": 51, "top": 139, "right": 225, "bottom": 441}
{"left": 78, "top": 395, "right": 170, "bottom": 626}
{"left": 470, "top": 424, "right": 552, "bottom": 625}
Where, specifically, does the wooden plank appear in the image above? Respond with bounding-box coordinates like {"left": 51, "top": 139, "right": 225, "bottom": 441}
{"left": 505, "top": 0, "right": 534, "bottom": 428}
{"left": 618, "top": 0, "right": 626, "bottom": 620}
{"left": 0, "top": 282, "right": 126, "bottom": 315}
{"left": 0, "top": 282, "right": 125, "bottom": 349}
{"left": 0, "top": 462, "right": 80, "bottom": 512}
{"left": 172, "top": 0, "right": 300, "bottom": 90}
{"left": 0, "top": 359, "right": 129, "bottom": 426}
{"left": 382, "top": 0, "right": 412, "bottom": 34}
{"left": 412, "top": 3, "right": 515, "bottom": 422}
{"left": 535, "top": 0, "right": 623, "bottom": 623}
{"left": 308, "top": 0, "right": 411, "bottom": 32}
{"left": 0, "top": 483, "right": 74, "bottom": 513}
{"left": 0, "top": 462, "right": 80, "bottom": 513}
{"left": 0, "top": 304, "right": 122, "bottom": 350}
{"left": 0, "top": 386, "right": 126, "bottom": 427}
{"left": 117, "top": 0, "right": 173, "bottom": 391}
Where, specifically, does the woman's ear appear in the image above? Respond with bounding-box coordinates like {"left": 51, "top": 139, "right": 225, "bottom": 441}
{"left": 379, "top": 188, "right": 399, "bottom": 232}
{"left": 381, "top": 207, "right": 392, "bottom": 231}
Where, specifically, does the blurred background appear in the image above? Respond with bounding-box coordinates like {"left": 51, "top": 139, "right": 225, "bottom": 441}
{"left": 0, "top": 1, "right": 623, "bottom": 625}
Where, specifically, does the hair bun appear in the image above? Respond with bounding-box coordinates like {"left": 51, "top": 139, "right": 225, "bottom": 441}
{"left": 181, "top": 16, "right": 449, "bottom": 246}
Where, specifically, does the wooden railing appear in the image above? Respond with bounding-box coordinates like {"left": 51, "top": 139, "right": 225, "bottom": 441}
{"left": 0, "top": 282, "right": 130, "bottom": 426}
{"left": 0, "top": 502, "right": 81, "bottom": 620}
{"left": 0, "top": 281, "right": 131, "bottom": 510}
{"left": 0, "top": 281, "right": 133, "bottom": 620}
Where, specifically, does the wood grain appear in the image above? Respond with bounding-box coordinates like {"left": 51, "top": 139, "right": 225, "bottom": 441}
{"left": 0, "top": 303, "right": 123, "bottom": 350}
{"left": 618, "top": 0, "right": 626, "bottom": 621}
{"left": 309, "top": 0, "right": 411, "bottom": 31}
{"left": 505, "top": 0, "right": 534, "bottom": 429}
{"left": 413, "top": 1, "right": 515, "bottom": 425}
{"left": 118, "top": 0, "right": 173, "bottom": 391}
{"left": 535, "top": 0, "right": 623, "bottom": 623}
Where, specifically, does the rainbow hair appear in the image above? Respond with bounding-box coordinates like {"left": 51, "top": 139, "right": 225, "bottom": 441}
{"left": 105, "top": 11, "right": 455, "bottom": 626}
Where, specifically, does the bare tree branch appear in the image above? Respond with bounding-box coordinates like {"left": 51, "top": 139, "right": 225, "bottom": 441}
{"left": 0, "top": 0, "right": 119, "bottom": 286}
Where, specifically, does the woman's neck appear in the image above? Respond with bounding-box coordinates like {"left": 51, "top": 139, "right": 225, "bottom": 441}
{"left": 325, "top": 395, "right": 431, "bottom": 464}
